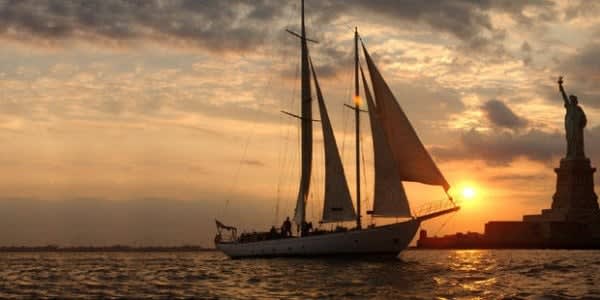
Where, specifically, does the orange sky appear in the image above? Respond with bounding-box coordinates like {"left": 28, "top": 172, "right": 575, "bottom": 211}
{"left": 0, "top": 0, "right": 599, "bottom": 246}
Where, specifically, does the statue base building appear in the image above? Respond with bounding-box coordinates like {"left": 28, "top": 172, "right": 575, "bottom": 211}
{"left": 524, "top": 157, "right": 599, "bottom": 224}
{"left": 489, "top": 156, "right": 600, "bottom": 247}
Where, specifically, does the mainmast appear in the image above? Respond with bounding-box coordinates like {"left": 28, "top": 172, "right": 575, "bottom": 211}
{"left": 293, "top": 0, "right": 313, "bottom": 228}
{"left": 354, "top": 27, "right": 362, "bottom": 230}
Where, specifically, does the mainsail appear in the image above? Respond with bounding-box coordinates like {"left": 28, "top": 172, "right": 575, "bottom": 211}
{"left": 362, "top": 43, "right": 450, "bottom": 191}
{"left": 310, "top": 59, "right": 356, "bottom": 222}
{"left": 293, "top": 0, "right": 312, "bottom": 224}
{"left": 360, "top": 67, "right": 411, "bottom": 217}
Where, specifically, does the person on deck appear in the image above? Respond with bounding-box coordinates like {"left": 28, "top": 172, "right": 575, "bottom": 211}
{"left": 301, "top": 221, "right": 314, "bottom": 236}
{"left": 269, "top": 226, "right": 278, "bottom": 239}
{"left": 281, "top": 217, "right": 292, "bottom": 237}
{"left": 301, "top": 221, "right": 308, "bottom": 236}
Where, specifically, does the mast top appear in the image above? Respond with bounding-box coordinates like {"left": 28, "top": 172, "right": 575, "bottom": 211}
{"left": 301, "top": 0, "right": 305, "bottom": 35}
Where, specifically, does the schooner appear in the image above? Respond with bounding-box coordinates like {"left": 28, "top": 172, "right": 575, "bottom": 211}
{"left": 215, "top": 1, "right": 459, "bottom": 258}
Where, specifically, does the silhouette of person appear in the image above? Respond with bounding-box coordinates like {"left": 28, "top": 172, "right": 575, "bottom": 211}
{"left": 281, "top": 217, "right": 292, "bottom": 237}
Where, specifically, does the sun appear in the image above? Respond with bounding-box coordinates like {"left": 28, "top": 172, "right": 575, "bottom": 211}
{"left": 447, "top": 182, "right": 482, "bottom": 207}
{"left": 462, "top": 187, "right": 476, "bottom": 200}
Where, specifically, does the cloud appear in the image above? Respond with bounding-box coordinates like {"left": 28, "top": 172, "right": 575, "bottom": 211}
{"left": 561, "top": 43, "right": 600, "bottom": 82}
{"left": 556, "top": 43, "right": 600, "bottom": 108}
{"left": 341, "top": 0, "right": 555, "bottom": 58}
{"left": 241, "top": 159, "right": 265, "bottom": 167}
{"left": 481, "top": 99, "right": 528, "bottom": 129}
{"left": 488, "top": 173, "right": 550, "bottom": 183}
{"left": 0, "top": 0, "right": 557, "bottom": 55}
{"left": 432, "top": 128, "right": 564, "bottom": 165}
{"left": 433, "top": 125, "right": 600, "bottom": 166}
{"left": 521, "top": 41, "right": 533, "bottom": 65}
{"left": 0, "top": 0, "right": 285, "bottom": 52}
{"left": 564, "top": 0, "right": 600, "bottom": 21}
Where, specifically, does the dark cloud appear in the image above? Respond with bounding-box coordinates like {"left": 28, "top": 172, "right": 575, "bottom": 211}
{"left": 521, "top": 41, "right": 532, "bottom": 52}
{"left": 0, "top": 0, "right": 286, "bottom": 52}
{"left": 521, "top": 41, "right": 532, "bottom": 65}
{"left": 564, "top": 0, "right": 600, "bottom": 21}
{"left": 481, "top": 99, "right": 528, "bottom": 129}
{"left": 488, "top": 0, "right": 556, "bottom": 25}
{"left": 555, "top": 43, "right": 600, "bottom": 108}
{"left": 347, "top": 0, "right": 492, "bottom": 41}
{"left": 432, "top": 128, "right": 563, "bottom": 165}
{"left": 432, "top": 125, "right": 600, "bottom": 166}
{"left": 0, "top": 0, "right": 557, "bottom": 55}
{"left": 562, "top": 43, "right": 600, "bottom": 82}
{"left": 560, "top": 43, "right": 600, "bottom": 82}
{"left": 342, "top": 0, "right": 554, "bottom": 58}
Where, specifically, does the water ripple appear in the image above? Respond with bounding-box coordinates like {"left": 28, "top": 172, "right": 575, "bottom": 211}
{"left": 0, "top": 250, "right": 598, "bottom": 299}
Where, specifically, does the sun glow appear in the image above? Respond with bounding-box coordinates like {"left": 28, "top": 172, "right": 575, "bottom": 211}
{"left": 448, "top": 182, "right": 482, "bottom": 208}
{"left": 462, "top": 187, "right": 476, "bottom": 200}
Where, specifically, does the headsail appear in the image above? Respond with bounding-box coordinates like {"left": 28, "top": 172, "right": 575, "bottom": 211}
{"left": 310, "top": 59, "right": 357, "bottom": 222}
{"left": 362, "top": 43, "right": 450, "bottom": 191}
{"left": 360, "top": 67, "right": 411, "bottom": 217}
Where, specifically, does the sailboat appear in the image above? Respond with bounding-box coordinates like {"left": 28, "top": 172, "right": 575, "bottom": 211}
{"left": 215, "top": 1, "right": 459, "bottom": 258}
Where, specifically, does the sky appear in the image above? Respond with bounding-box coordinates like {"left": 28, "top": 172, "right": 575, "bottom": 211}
{"left": 0, "top": 0, "right": 599, "bottom": 247}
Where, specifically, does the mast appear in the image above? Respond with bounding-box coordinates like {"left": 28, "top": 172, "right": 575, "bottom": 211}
{"left": 354, "top": 27, "right": 362, "bottom": 230}
{"left": 293, "top": 0, "right": 313, "bottom": 228}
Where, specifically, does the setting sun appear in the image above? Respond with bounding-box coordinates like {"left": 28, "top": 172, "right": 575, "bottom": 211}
{"left": 462, "top": 187, "right": 476, "bottom": 200}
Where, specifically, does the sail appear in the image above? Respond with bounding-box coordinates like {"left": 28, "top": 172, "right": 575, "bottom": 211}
{"left": 293, "top": 0, "right": 312, "bottom": 224}
{"left": 362, "top": 43, "right": 450, "bottom": 191}
{"left": 361, "top": 67, "right": 411, "bottom": 217}
{"left": 310, "top": 59, "right": 357, "bottom": 222}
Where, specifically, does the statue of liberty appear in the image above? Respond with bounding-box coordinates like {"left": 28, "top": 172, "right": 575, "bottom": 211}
{"left": 558, "top": 77, "right": 587, "bottom": 159}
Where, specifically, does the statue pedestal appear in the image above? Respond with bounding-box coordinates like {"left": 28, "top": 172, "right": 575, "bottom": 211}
{"left": 524, "top": 157, "right": 599, "bottom": 223}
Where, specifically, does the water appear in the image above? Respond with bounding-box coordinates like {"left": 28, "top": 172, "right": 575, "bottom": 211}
{"left": 0, "top": 250, "right": 599, "bottom": 299}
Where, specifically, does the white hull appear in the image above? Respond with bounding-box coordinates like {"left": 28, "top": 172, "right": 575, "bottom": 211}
{"left": 216, "top": 219, "right": 420, "bottom": 258}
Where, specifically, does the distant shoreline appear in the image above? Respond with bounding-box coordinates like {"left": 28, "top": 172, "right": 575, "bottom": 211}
{"left": 0, "top": 246, "right": 217, "bottom": 252}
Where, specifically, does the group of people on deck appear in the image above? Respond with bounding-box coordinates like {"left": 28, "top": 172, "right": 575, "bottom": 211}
{"left": 268, "top": 217, "right": 314, "bottom": 238}
{"left": 236, "top": 216, "right": 346, "bottom": 243}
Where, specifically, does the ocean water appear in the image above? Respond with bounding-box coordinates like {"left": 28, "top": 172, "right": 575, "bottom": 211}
{"left": 0, "top": 250, "right": 599, "bottom": 299}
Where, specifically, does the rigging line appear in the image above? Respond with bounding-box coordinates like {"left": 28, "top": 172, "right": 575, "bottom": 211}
{"left": 220, "top": 53, "right": 256, "bottom": 218}
{"left": 312, "top": 81, "right": 325, "bottom": 222}
{"left": 282, "top": 42, "right": 302, "bottom": 222}
{"left": 277, "top": 3, "right": 298, "bottom": 190}
{"left": 359, "top": 132, "right": 370, "bottom": 214}
{"left": 225, "top": 0, "right": 302, "bottom": 222}
{"left": 339, "top": 52, "right": 355, "bottom": 174}
{"left": 275, "top": 52, "right": 301, "bottom": 225}
{"left": 433, "top": 210, "right": 457, "bottom": 237}
{"left": 222, "top": 7, "right": 297, "bottom": 219}
{"left": 340, "top": 98, "right": 349, "bottom": 161}
{"left": 274, "top": 91, "right": 285, "bottom": 225}
{"left": 285, "top": 119, "right": 300, "bottom": 220}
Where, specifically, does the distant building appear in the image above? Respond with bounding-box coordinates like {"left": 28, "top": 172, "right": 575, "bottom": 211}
{"left": 417, "top": 219, "right": 600, "bottom": 249}
{"left": 417, "top": 230, "right": 485, "bottom": 249}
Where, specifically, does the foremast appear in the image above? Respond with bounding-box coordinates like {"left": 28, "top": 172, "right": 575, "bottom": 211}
{"left": 353, "top": 28, "right": 362, "bottom": 230}
{"left": 293, "top": 0, "right": 312, "bottom": 227}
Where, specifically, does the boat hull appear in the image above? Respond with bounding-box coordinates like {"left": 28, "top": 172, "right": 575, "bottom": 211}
{"left": 216, "top": 219, "right": 420, "bottom": 258}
